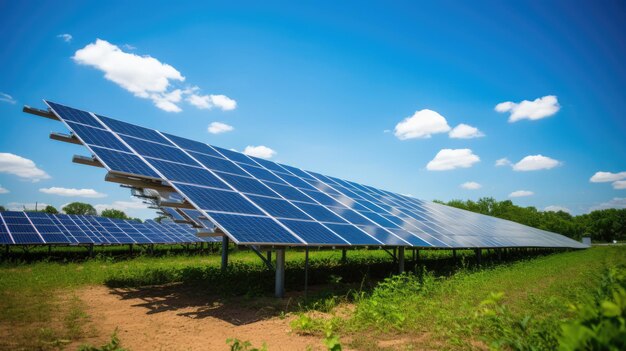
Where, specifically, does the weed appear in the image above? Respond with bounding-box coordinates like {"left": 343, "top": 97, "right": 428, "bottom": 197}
{"left": 226, "top": 338, "right": 268, "bottom": 351}
{"left": 78, "top": 329, "right": 127, "bottom": 351}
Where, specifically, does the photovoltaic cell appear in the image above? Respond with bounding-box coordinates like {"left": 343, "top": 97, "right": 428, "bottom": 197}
{"left": 278, "top": 219, "right": 347, "bottom": 245}
{"left": 42, "top": 100, "right": 589, "bottom": 249}
{"left": 90, "top": 146, "right": 160, "bottom": 178}
{"left": 207, "top": 212, "right": 301, "bottom": 244}
{"left": 175, "top": 183, "right": 265, "bottom": 215}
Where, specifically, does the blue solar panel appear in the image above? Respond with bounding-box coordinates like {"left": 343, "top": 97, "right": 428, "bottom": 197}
{"left": 97, "top": 115, "right": 171, "bottom": 144}
{"left": 262, "top": 181, "right": 315, "bottom": 203}
{"left": 48, "top": 102, "right": 103, "bottom": 128}
{"left": 66, "top": 122, "right": 130, "bottom": 152}
{"left": 40, "top": 100, "right": 589, "bottom": 249}
{"left": 162, "top": 133, "right": 223, "bottom": 157}
{"left": 25, "top": 213, "right": 70, "bottom": 243}
{"left": 248, "top": 156, "right": 292, "bottom": 174}
{"left": 212, "top": 146, "right": 257, "bottom": 165}
{"left": 190, "top": 152, "right": 249, "bottom": 176}
{"left": 215, "top": 172, "right": 278, "bottom": 197}
{"left": 323, "top": 223, "right": 381, "bottom": 245}
{"left": 207, "top": 213, "right": 301, "bottom": 244}
{"left": 278, "top": 219, "right": 347, "bottom": 245}
{"left": 0, "top": 213, "right": 14, "bottom": 244}
{"left": 247, "top": 195, "right": 311, "bottom": 220}
{"left": 358, "top": 225, "right": 407, "bottom": 246}
{"left": 90, "top": 146, "right": 161, "bottom": 178}
{"left": 175, "top": 184, "right": 264, "bottom": 215}
{"left": 123, "top": 136, "right": 198, "bottom": 165}
{"left": 1, "top": 212, "right": 43, "bottom": 244}
{"left": 148, "top": 159, "right": 229, "bottom": 189}
{"left": 292, "top": 202, "right": 347, "bottom": 223}
{"left": 238, "top": 163, "right": 288, "bottom": 185}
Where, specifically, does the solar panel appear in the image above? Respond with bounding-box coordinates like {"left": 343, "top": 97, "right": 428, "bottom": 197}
{"left": 42, "top": 101, "right": 588, "bottom": 249}
{"left": 0, "top": 212, "right": 214, "bottom": 246}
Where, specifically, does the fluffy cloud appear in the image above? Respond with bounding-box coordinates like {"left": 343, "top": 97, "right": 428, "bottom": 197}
{"left": 544, "top": 205, "right": 571, "bottom": 213}
{"left": 394, "top": 109, "right": 451, "bottom": 140}
{"left": 188, "top": 94, "right": 237, "bottom": 111}
{"left": 0, "top": 185, "right": 8, "bottom": 194}
{"left": 509, "top": 190, "right": 534, "bottom": 198}
{"left": 6, "top": 202, "right": 50, "bottom": 211}
{"left": 426, "top": 149, "right": 480, "bottom": 171}
{"left": 244, "top": 145, "right": 276, "bottom": 159}
{"left": 73, "top": 39, "right": 236, "bottom": 113}
{"left": 208, "top": 122, "right": 234, "bottom": 134}
{"left": 460, "top": 181, "right": 481, "bottom": 190}
{"left": 39, "top": 187, "right": 107, "bottom": 198}
{"left": 449, "top": 124, "right": 485, "bottom": 139}
{"left": 0, "top": 92, "right": 16, "bottom": 104}
{"left": 590, "top": 198, "right": 626, "bottom": 211}
{"left": 495, "top": 158, "right": 512, "bottom": 167}
{"left": 57, "top": 33, "right": 72, "bottom": 42}
{"left": 94, "top": 198, "right": 149, "bottom": 213}
{"left": 589, "top": 171, "right": 626, "bottom": 183}
{"left": 613, "top": 180, "right": 626, "bottom": 190}
{"left": 0, "top": 153, "right": 50, "bottom": 182}
{"left": 495, "top": 95, "right": 560, "bottom": 122}
{"left": 512, "top": 155, "right": 560, "bottom": 171}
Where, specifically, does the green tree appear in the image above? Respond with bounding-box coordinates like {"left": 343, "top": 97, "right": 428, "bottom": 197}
{"left": 0, "top": 205, "right": 5, "bottom": 212}
{"left": 43, "top": 205, "right": 58, "bottom": 214}
{"left": 100, "top": 209, "right": 129, "bottom": 220}
{"left": 154, "top": 215, "right": 167, "bottom": 223}
{"left": 62, "top": 202, "right": 97, "bottom": 215}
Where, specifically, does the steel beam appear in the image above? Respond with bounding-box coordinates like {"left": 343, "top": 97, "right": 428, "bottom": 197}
{"left": 275, "top": 248, "right": 285, "bottom": 298}
{"left": 50, "top": 132, "right": 82, "bottom": 145}
{"left": 398, "top": 247, "right": 405, "bottom": 273}
{"left": 221, "top": 236, "right": 229, "bottom": 273}
{"left": 73, "top": 155, "right": 104, "bottom": 168}
{"left": 23, "top": 106, "right": 59, "bottom": 120}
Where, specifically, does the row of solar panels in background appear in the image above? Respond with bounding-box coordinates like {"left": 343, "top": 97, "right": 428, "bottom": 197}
{"left": 0, "top": 211, "right": 219, "bottom": 245}
{"left": 45, "top": 101, "right": 587, "bottom": 249}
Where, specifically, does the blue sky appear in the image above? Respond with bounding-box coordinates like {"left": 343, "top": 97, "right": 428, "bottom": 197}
{"left": 1, "top": 0, "right": 625, "bottom": 218}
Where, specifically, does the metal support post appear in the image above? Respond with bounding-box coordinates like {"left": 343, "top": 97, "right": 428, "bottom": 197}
{"left": 398, "top": 247, "right": 405, "bottom": 273}
{"left": 275, "top": 248, "right": 286, "bottom": 298}
{"left": 452, "top": 249, "right": 457, "bottom": 259}
{"left": 129, "top": 244, "right": 133, "bottom": 255}
{"left": 267, "top": 250, "right": 272, "bottom": 263}
{"left": 88, "top": 244, "right": 94, "bottom": 258}
{"left": 304, "top": 248, "right": 309, "bottom": 300}
{"left": 341, "top": 248, "right": 347, "bottom": 263}
{"left": 221, "top": 236, "right": 229, "bottom": 273}
{"left": 475, "top": 248, "right": 482, "bottom": 265}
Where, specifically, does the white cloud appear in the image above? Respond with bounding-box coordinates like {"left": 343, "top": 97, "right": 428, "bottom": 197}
{"left": 188, "top": 94, "right": 237, "bottom": 111}
{"left": 208, "top": 122, "right": 234, "bottom": 134}
{"left": 590, "top": 198, "right": 626, "bottom": 211}
{"left": 57, "top": 33, "right": 72, "bottom": 42}
{"left": 73, "top": 39, "right": 237, "bottom": 113}
{"left": 449, "top": 123, "right": 485, "bottom": 139}
{"left": 6, "top": 202, "right": 50, "bottom": 211}
{"left": 589, "top": 171, "right": 626, "bottom": 183}
{"left": 509, "top": 190, "right": 534, "bottom": 198}
{"left": 0, "top": 153, "right": 50, "bottom": 182}
{"left": 613, "top": 180, "right": 626, "bottom": 190}
{"left": 0, "top": 185, "right": 8, "bottom": 194}
{"left": 460, "top": 181, "right": 481, "bottom": 190}
{"left": 495, "top": 158, "right": 512, "bottom": 167}
{"left": 512, "top": 155, "right": 560, "bottom": 171}
{"left": 394, "top": 109, "right": 451, "bottom": 140}
{"left": 94, "top": 198, "right": 149, "bottom": 213}
{"left": 495, "top": 95, "right": 560, "bottom": 122}
{"left": 544, "top": 205, "right": 571, "bottom": 213}
{"left": 426, "top": 149, "right": 480, "bottom": 171}
{"left": 0, "top": 93, "right": 16, "bottom": 104}
{"left": 244, "top": 145, "right": 276, "bottom": 159}
{"left": 39, "top": 187, "right": 107, "bottom": 198}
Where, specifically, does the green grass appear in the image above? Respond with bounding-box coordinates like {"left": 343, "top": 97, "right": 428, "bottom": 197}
{"left": 291, "top": 246, "right": 626, "bottom": 350}
{"left": 1, "top": 246, "right": 622, "bottom": 350}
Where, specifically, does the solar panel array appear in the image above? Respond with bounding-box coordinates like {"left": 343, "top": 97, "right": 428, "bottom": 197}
{"left": 43, "top": 101, "right": 587, "bottom": 249}
{"left": 0, "top": 211, "right": 217, "bottom": 245}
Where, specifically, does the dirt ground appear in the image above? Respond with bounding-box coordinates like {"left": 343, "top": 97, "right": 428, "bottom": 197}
{"left": 70, "top": 284, "right": 327, "bottom": 351}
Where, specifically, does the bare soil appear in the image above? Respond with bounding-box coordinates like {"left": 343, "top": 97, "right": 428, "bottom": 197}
{"left": 70, "top": 284, "right": 326, "bottom": 351}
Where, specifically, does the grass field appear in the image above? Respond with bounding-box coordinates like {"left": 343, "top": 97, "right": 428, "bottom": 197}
{"left": 0, "top": 245, "right": 624, "bottom": 350}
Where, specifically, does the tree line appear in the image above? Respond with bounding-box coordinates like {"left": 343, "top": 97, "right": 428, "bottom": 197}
{"left": 0, "top": 202, "right": 142, "bottom": 222}
{"left": 434, "top": 197, "right": 626, "bottom": 243}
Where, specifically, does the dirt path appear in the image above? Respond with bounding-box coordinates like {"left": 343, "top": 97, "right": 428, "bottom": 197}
{"left": 72, "top": 284, "right": 326, "bottom": 351}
